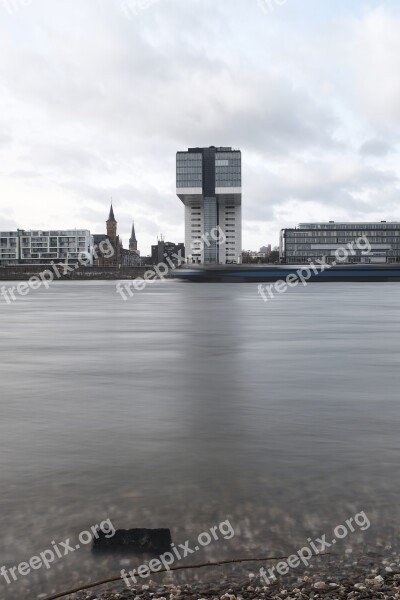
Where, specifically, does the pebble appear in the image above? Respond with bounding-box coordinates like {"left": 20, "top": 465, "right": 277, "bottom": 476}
{"left": 313, "top": 581, "right": 327, "bottom": 590}
{"left": 69, "top": 571, "right": 400, "bottom": 600}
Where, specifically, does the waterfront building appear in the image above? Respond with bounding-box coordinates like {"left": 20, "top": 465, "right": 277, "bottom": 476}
{"left": 176, "top": 146, "right": 242, "bottom": 264}
{"left": 0, "top": 229, "right": 93, "bottom": 265}
{"left": 280, "top": 222, "right": 400, "bottom": 264}
{"left": 151, "top": 238, "right": 185, "bottom": 266}
{"left": 0, "top": 205, "right": 141, "bottom": 268}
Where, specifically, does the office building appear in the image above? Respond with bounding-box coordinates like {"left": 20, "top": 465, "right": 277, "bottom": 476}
{"left": 176, "top": 146, "right": 242, "bottom": 264}
{"left": 280, "top": 222, "right": 400, "bottom": 264}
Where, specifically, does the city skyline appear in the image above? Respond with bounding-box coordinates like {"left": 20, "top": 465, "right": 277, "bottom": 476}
{"left": 1, "top": 5, "right": 400, "bottom": 600}
{"left": 2, "top": 1, "right": 400, "bottom": 254}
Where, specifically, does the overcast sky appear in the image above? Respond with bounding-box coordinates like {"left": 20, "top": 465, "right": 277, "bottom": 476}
{"left": 1, "top": 0, "right": 400, "bottom": 254}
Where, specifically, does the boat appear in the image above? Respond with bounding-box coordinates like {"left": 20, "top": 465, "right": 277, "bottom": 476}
{"left": 171, "top": 264, "right": 400, "bottom": 283}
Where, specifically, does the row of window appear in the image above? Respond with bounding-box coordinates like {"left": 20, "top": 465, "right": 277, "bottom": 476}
{"left": 177, "top": 175, "right": 202, "bottom": 181}
{"left": 286, "top": 250, "right": 398, "bottom": 257}
{"left": 299, "top": 224, "right": 400, "bottom": 230}
{"left": 287, "top": 232, "right": 400, "bottom": 238}
{"left": 177, "top": 153, "right": 202, "bottom": 161}
{"left": 177, "top": 178, "right": 202, "bottom": 185}
{"left": 177, "top": 166, "right": 202, "bottom": 173}
{"left": 0, "top": 232, "right": 89, "bottom": 237}
{"left": 216, "top": 152, "right": 241, "bottom": 161}
{"left": 286, "top": 241, "right": 400, "bottom": 248}
{"left": 215, "top": 166, "right": 241, "bottom": 174}
{"left": 0, "top": 247, "right": 84, "bottom": 253}
{"left": 1, "top": 236, "right": 88, "bottom": 243}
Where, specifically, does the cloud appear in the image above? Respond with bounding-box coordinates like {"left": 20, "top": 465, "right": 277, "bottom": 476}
{"left": 1, "top": 0, "right": 400, "bottom": 251}
{"left": 0, "top": 130, "right": 11, "bottom": 148}
{"left": 359, "top": 139, "right": 393, "bottom": 157}
{"left": 0, "top": 211, "right": 18, "bottom": 231}
{"left": 351, "top": 6, "right": 400, "bottom": 129}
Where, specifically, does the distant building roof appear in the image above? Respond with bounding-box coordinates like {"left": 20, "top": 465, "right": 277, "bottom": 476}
{"left": 130, "top": 221, "right": 137, "bottom": 242}
{"left": 108, "top": 204, "right": 116, "bottom": 222}
{"left": 93, "top": 234, "right": 107, "bottom": 244}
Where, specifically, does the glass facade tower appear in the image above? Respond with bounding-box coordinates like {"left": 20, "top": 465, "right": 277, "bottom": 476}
{"left": 176, "top": 146, "right": 242, "bottom": 264}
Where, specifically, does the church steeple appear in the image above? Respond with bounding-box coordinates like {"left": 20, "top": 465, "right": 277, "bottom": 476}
{"left": 106, "top": 202, "right": 117, "bottom": 246}
{"left": 129, "top": 221, "right": 138, "bottom": 253}
{"left": 108, "top": 203, "right": 116, "bottom": 223}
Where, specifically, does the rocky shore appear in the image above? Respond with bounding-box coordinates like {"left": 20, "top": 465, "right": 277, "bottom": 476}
{"left": 3, "top": 492, "right": 400, "bottom": 600}
{"left": 71, "top": 570, "right": 400, "bottom": 600}
{"left": 51, "top": 552, "right": 400, "bottom": 600}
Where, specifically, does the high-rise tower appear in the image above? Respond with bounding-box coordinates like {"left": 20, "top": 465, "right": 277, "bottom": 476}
{"left": 176, "top": 147, "right": 242, "bottom": 264}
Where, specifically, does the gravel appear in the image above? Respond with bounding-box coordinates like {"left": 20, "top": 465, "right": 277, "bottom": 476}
{"left": 69, "top": 569, "right": 400, "bottom": 600}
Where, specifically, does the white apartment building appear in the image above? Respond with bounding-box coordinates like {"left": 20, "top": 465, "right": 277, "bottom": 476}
{"left": 0, "top": 230, "right": 93, "bottom": 265}
{"left": 177, "top": 146, "right": 242, "bottom": 264}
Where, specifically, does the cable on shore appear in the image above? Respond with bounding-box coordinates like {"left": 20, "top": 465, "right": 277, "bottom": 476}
{"left": 42, "top": 554, "right": 334, "bottom": 600}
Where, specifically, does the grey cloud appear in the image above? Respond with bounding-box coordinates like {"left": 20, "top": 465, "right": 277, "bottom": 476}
{"left": 244, "top": 159, "right": 399, "bottom": 223}
{"left": 359, "top": 139, "right": 394, "bottom": 157}
{"left": 1, "top": 0, "right": 400, "bottom": 251}
{"left": 65, "top": 180, "right": 183, "bottom": 246}
{"left": 0, "top": 0, "right": 340, "bottom": 159}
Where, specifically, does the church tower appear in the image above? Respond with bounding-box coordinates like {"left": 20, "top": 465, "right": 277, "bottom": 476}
{"left": 129, "top": 221, "right": 138, "bottom": 253}
{"left": 106, "top": 203, "right": 119, "bottom": 265}
{"left": 107, "top": 203, "right": 117, "bottom": 246}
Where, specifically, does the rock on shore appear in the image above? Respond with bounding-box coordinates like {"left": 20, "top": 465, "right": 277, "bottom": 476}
{"left": 71, "top": 571, "right": 400, "bottom": 600}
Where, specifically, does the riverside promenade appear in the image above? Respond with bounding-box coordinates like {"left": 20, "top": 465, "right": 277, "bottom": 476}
{"left": 0, "top": 265, "right": 151, "bottom": 280}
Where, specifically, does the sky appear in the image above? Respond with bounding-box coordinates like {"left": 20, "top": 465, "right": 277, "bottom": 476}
{"left": 1, "top": 0, "right": 400, "bottom": 254}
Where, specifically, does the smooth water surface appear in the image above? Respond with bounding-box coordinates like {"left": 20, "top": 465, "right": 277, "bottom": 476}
{"left": 0, "top": 280, "right": 399, "bottom": 596}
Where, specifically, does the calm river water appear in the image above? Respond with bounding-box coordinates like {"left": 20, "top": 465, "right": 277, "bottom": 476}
{"left": 0, "top": 280, "right": 399, "bottom": 597}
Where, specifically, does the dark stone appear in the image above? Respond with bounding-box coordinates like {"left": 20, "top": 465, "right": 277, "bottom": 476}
{"left": 93, "top": 528, "right": 172, "bottom": 554}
